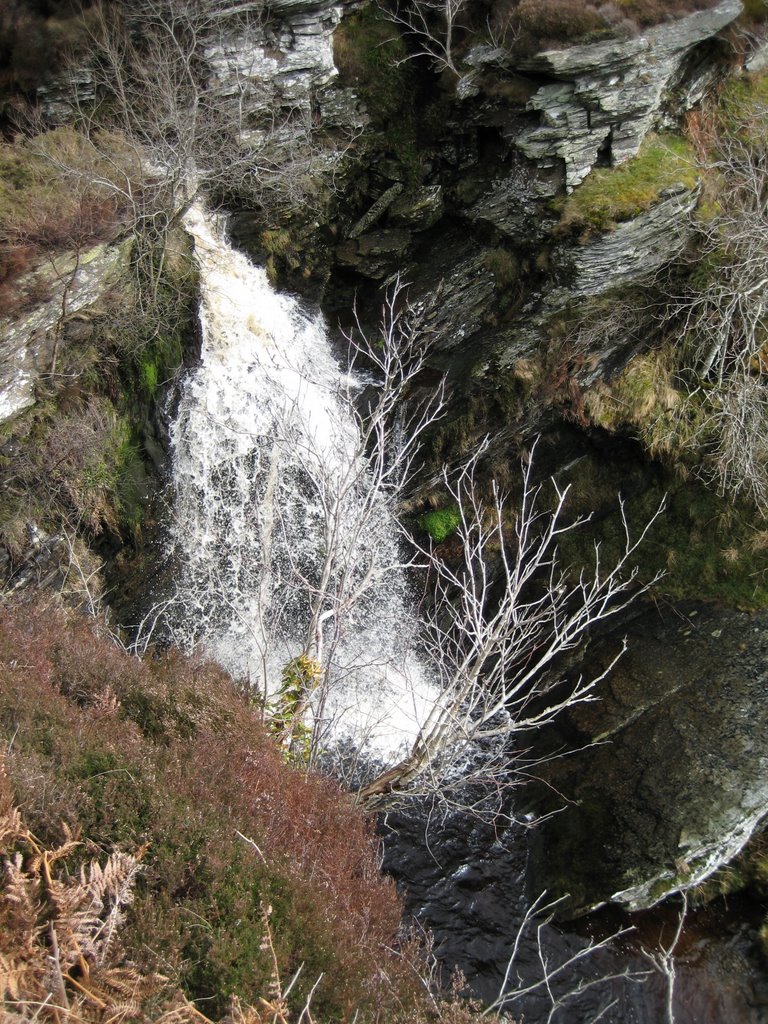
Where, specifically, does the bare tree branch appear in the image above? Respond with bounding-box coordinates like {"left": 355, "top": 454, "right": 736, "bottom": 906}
{"left": 356, "top": 441, "right": 665, "bottom": 808}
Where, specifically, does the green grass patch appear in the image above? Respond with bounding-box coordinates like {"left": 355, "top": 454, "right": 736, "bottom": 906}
{"left": 556, "top": 134, "right": 698, "bottom": 236}
{"left": 714, "top": 69, "right": 768, "bottom": 146}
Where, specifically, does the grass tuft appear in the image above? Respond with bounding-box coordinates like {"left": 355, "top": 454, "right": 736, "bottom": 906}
{"left": 555, "top": 134, "right": 698, "bottom": 237}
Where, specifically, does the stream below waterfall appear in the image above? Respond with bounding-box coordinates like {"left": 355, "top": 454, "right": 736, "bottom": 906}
{"left": 158, "top": 209, "right": 768, "bottom": 1023}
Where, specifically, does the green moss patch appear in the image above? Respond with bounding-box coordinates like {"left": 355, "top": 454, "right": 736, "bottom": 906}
{"left": 554, "top": 451, "right": 768, "bottom": 610}
{"left": 556, "top": 134, "right": 698, "bottom": 237}
{"left": 419, "top": 504, "right": 461, "bottom": 543}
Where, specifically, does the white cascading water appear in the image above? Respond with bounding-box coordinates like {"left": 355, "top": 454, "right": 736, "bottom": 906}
{"left": 165, "top": 204, "right": 435, "bottom": 762}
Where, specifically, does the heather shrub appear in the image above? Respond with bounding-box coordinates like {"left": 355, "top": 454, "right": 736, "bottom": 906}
{"left": 616, "top": 0, "right": 714, "bottom": 26}
{"left": 489, "top": 0, "right": 723, "bottom": 55}
{"left": 0, "top": 598, "right": 429, "bottom": 1021}
{"left": 0, "top": 128, "right": 135, "bottom": 314}
{"left": 515, "top": 0, "right": 605, "bottom": 42}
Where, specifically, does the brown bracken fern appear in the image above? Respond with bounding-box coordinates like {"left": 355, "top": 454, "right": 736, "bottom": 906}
{"left": 0, "top": 757, "right": 325, "bottom": 1024}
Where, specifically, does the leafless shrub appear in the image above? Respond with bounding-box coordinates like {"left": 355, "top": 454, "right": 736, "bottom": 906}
{"left": 663, "top": 96, "right": 768, "bottom": 510}
{"left": 357, "top": 438, "right": 664, "bottom": 811}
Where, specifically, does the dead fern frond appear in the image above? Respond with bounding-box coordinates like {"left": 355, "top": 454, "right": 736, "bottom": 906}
{"left": 155, "top": 994, "right": 216, "bottom": 1023}
{"left": 2, "top": 854, "right": 43, "bottom": 951}
{"left": 85, "top": 851, "right": 143, "bottom": 965}
{"left": 101, "top": 998, "right": 143, "bottom": 1023}
{"left": 0, "top": 759, "right": 31, "bottom": 854}
{"left": 0, "top": 803, "right": 28, "bottom": 849}
{"left": 221, "top": 995, "right": 265, "bottom": 1024}
{"left": 0, "top": 780, "right": 156, "bottom": 1024}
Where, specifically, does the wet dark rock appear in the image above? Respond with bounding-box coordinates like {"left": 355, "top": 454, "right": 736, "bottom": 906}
{"left": 335, "top": 228, "right": 413, "bottom": 278}
{"left": 525, "top": 602, "right": 768, "bottom": 915}
{"left": 408, "top": 237, "right": 499, "bottom": 353}
{"left": 463, "top": 163, "right": 554, "bottom": 239}
{"left": 382, "top": 796, "right": 768, "bottom": 1023}
{"left": 388, "top": 185, "right": 445, "bottom": 231}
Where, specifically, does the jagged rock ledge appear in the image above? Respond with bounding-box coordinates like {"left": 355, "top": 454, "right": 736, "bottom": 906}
{"left": 560, "top": 181, "right": 701, "bottom": 298}
{"left": 462, "top": 0, "right": 741, "bottom": 189}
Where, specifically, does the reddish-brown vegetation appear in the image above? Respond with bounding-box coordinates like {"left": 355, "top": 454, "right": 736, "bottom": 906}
{"left": 490, "top": 0, "right": 725, "bottom": 54}
{"left": 0, "top": 130, "right": 128, "bottom": 318}
{"left": 0, "top": 598, "right": 427, "bottom": 1020}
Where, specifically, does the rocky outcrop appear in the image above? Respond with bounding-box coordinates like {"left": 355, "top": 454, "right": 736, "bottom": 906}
{"left": 560, "top": 182, "right": 700, "bottom": 297}
{"left": 37, "top": 67, "right": 96, "bottom": 126}
{"left": 389, "top": 185, "right": 445, "bottom": 231}
{"left": 525, "top": 601, "right": 768, "bottom": 915}
{"left": 0, "top": 245, "right": 123, "bottom": 424}
{"left": 204, "top": 2, "right": 344, "bottom": 112}
{"left": 336, "top": 227, "right": 413, "bottom": 278}
{"left": 464, "top": 0, "right": 740, "bottom": 189}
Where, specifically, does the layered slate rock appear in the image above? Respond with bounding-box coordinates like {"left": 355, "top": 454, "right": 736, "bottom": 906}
{"left": 37, "top": 68, "right": 96, "bottom": 125}
{"left": 525, "top": 601, "right": 768, "bottom": 915}
{"left": 506, "top": 0, "right": 740, "bottom": 188}
{"left": 562, "top": 182, "right": 701, "bottom": 296}
{"left": 203, "top": 2, "right": 343, "bottom": 110}
{"left": 0, "top": 245, "right": 122, "bottom": 424}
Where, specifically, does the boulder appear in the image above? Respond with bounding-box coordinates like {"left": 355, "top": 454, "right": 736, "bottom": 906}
{"left": 335, "top": 228, "right": 412, "bottom": 278}
{"left": 526, "top": 601, "right": 768, "bottom": 915}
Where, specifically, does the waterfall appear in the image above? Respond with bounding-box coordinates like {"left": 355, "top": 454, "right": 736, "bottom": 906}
{"left": 165, "top": 205, "right": 435, "bottom": 763}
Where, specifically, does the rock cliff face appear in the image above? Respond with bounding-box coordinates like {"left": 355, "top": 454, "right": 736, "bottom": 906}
{"left": 203, "top": 1, "right": 343, "bottom": 114}
{"left": 526, "top": 601, "right": 768, "bottom": 915}
{"left": 508, "top": 0, "right": 741, "bottom": 188}
{"left": 0, "top": 244, "right": 123, "bottom": 424}
{"left": 306, "top": 0, "right": 740, "bottom": 409}
{"left": 456, "top": 5, "right": 735, "bottom": 190}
